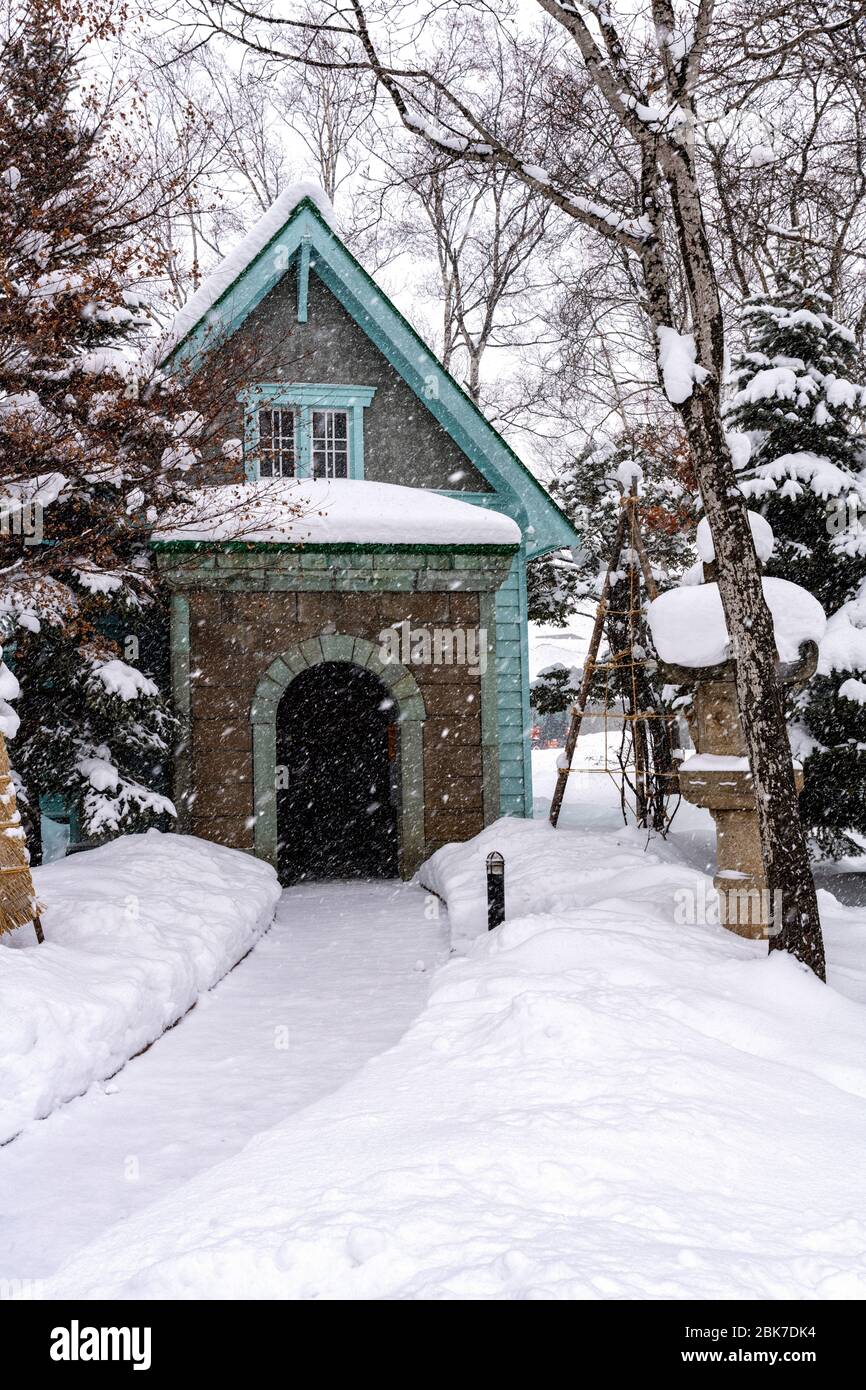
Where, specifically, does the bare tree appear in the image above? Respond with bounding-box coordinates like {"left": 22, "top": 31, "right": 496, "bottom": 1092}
{"left": 358, "top": 140, "right": 562, "bottom": 408}
{"left": 706, "top": 74, "right": 866, "bottom": 332}
{"left": 352, "top": 23, "right": 567, "bottom": 409}
{"left": 271, "top": 31, "right": 374, "bottom": 203}
{"left": 131, "top": 52, "right": 232, "bottom": 304}
{"left": 130, "top": 20, "right": 375, "bottom": 308}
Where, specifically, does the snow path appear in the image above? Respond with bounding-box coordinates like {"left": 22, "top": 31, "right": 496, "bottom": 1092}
{"left": 1, "top": 880, "right": 447, "bottom": 1286}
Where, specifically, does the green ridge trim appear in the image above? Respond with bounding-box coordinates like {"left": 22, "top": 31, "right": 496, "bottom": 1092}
{"left": 152, "top": 539, "right": 519, "bottom": 556}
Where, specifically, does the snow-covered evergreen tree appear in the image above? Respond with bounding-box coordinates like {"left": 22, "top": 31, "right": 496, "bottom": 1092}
{"left": 553, "top": 426, "right": 699, "bottom": 594}
{"left": 0, "top": 0, "right": 199, "bottom": 856}
{"left": 526, "top": 549, "right": 582, "bottom": 627}
{"left": 727, "top": 264, "right": 866, "bottom": 857}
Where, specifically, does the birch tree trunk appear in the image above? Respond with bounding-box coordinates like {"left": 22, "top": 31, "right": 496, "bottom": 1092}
{"left": 657, "top": 118, "right": 825, "bottom": 979}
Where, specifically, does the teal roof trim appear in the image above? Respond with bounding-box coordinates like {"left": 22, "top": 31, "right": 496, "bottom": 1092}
{"left": 163, "top": 198, "right": 578, "bottom": 559}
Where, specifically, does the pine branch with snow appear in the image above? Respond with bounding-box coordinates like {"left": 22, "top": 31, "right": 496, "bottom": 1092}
{"left": 726, "top": 261, "right": 866, "bottom": 857}
{"left": 0, "top": 0, "right": 196, "bottom": 856}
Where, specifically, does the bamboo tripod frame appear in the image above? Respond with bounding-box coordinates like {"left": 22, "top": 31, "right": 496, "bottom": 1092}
{"left": 548, "top": 488, "right": 679, "bottom": 830}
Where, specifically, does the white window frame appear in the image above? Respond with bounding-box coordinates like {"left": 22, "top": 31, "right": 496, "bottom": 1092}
{"left": 311, "top": 408, "right": 350, "bottom": 479}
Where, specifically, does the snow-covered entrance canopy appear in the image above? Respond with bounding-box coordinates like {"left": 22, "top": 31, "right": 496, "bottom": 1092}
{"left": 156, "top": 478, "right": 522, "bottom": 549}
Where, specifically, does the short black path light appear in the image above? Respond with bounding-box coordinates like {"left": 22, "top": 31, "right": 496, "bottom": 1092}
{"left": 486, "top": 850, "right": 505, "bottom": 932}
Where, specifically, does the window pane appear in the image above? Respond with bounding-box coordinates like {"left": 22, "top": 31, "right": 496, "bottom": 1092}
{"left": 258, "top": 409, "right": 274, "bottom": 477}
{"left": 258, "top": 407, "right": 295, "bottom": 478}
{"left": 312, "top": 409, "right": 349, "bottom": 479}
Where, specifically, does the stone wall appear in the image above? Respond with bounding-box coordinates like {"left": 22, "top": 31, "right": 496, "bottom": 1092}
{"left": 185, "top": 585, "right": 488, "bottom": 862}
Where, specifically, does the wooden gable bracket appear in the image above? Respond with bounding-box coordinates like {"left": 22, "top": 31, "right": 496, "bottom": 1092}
{"left": 297, "top": 236, "right": 312, "bottom": 324}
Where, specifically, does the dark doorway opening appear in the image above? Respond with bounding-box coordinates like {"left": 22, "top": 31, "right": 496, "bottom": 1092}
{"left": 276, "top": 661, "right": 399, "bottom": 885}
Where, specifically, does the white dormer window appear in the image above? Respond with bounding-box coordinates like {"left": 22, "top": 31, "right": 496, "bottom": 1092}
{"left": 240, "top": 384, "right": 375, "bottom": 481}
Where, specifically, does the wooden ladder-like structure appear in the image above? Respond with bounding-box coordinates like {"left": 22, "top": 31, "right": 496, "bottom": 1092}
{"left": 548, "top": 486, "right": 676, "bottom": 830}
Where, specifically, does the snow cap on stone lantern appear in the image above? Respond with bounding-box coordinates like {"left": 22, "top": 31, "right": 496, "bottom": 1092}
{"left": 695, "top": 510, "right": 775, "bottom": 567}
{"left": 646, "top": 514, "right": 826, "bottom": 671}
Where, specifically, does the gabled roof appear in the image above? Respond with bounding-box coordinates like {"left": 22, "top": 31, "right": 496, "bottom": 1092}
{"left": 161, "top": 191, "right": 578, "bottom": 558}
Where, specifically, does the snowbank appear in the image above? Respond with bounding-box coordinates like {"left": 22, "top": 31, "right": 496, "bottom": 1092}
{"left": 158, "top": 478, "right": 520, "bottom": 548}
{"left": 416, "top": 814, "right": 687, "bottom": 943}
{"left": 648, "top": 577, "right": 826, "bottom": 667}
{"left": 40, "top": 820, "right": 866, "bottom": 1300}
{"left": 0, "top": 831, "right": 279, "bottom": 1144}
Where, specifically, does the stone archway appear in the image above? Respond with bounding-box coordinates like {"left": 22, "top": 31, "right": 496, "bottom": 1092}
{"left": 250, "top": 634, "right": 427, "bottom": 878}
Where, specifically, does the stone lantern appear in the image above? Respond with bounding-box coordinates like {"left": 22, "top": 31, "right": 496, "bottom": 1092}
{"left": 647, "top": 514, "right": 825, "bottom": 939}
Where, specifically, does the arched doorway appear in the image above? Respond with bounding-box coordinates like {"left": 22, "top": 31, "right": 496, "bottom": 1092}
{"left": 276, "top": 661, "right": 399, "bottom": 884}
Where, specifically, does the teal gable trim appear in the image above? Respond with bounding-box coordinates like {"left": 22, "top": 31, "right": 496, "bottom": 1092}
{"left": 164, "top": 199, "right": 577, "bottom": 559}
{"left": 239, "top": 383, "right": 376, "bottom": 408}
{"left": 494, "top": 546, "right": 533, "bottom": 818}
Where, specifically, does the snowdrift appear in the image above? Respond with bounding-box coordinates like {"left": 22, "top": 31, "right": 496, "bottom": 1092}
{"left": 418, "top": 814, "right": 719, "bottom": 945}
{"left": 0, "top": 831, "right": 280, "bottom": 1144}
{"left": 40, "top": 821, "right": 866, "bottom": 1301}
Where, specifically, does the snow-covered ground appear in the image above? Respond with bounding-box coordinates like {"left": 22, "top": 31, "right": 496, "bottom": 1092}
{"left": 1, "top": 879, "right": 447, "bottom": 1291}
{"left": 528, "top": 616, "right": 595, "bottom": 680}
{"left": 2, "top": 749, "right": 865, "bottom": 1301}
{"left": 0, "top": 831, "right": 280, "bottom": 1145}
{"left": 28, "top": 817, "right": 866, "bottom": 1301}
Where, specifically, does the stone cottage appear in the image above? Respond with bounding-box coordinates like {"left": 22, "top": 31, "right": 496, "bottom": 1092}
{"left": 154, "top": 187, "right": 578, "bottom": 884}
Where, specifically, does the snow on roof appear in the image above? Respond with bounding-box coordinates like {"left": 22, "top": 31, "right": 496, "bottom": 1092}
{"left": 648, "top": 577, "right": 826, "bottom": 668}
{"left": 156, "top": 478, "right": 521, "bottom": 548}
{"left": 158, "top": 183, "right": 335, "bottom": 361}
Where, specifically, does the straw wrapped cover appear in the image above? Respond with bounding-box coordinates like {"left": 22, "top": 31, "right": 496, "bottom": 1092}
{"left": 0, "top": 733, "right": 39, "bottom": 935}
